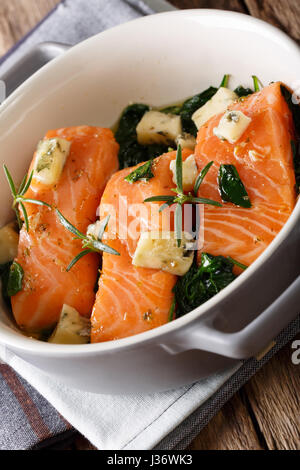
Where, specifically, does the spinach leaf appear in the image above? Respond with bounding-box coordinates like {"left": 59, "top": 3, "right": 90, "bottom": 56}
{"left": 125, "top": 159, "right": 154, "bottom": 183}
{"left": 160, "top": 105, "right": 182, "bottom": 115}
{"left": 0, "top": 262, "right": 12, "bottom": 302}
{"left": 146, "top": 143, "right": 169, "bottom": 160}
{"left": 174, "top": 254, "right": 236, "bottom": 317}
{"left": 118, "top": 141, "right": 147, "bottom": 168}
{"left": 6, "top": 261, "right": 24, "bottom": 297}
{"left": 115, "top": 103, "right": 149, "bottom": 147}
{"left": 218, "top": 164, "right": 251, "bottom": 208}
{"left": 180, "top": 87, "right": 218, "bottom": 137}
{"left": 234, "top": 86, "right": 254, "bottom": 98}
{"left": 281, "top": 85, "right": 300, "bottom": 131}
{"left": 291, "top": 141, "right": 300, "bottom": 192}
{"left": 115, "top": 104, "right": 169, "bottom": 168}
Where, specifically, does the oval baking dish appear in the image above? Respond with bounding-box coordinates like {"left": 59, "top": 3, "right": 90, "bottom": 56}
{"left": 0, "top": 10, "right": 299, "bottom": 394}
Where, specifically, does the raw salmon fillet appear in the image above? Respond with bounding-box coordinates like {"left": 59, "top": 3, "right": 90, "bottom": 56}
{"left": 12, "top": 126, "right": 119, "bottom": 333}
{"left": 195, "top": 82, "right": 297, "bottom": 269}
{"left": 91, "top": 149, "right": 193, "bottom": 343}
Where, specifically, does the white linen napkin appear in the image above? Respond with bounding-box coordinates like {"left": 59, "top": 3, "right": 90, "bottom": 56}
{"left": 0, "top": 344, "right": 239, "bottom": 450}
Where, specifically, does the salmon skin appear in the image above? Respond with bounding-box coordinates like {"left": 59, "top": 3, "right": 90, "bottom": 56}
{"left": 12, "top": 126, "right": 119, "bottom": 333}
{"left": 195, "top": 82, "right": 297, "bottom": 270}
{"left": 91, "top": 149, "right": 193, "bottom": 343}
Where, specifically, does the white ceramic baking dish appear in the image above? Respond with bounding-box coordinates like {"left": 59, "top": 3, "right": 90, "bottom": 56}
{"left": 0, "top": 10, "right": 299, "bottom": 394}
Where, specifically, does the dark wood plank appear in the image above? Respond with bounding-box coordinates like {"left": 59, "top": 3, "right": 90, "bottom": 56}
{"left": 189, "top": 391, "right": 264, "bottom": 450}
{"left": 244, "top": 334, "right": 300, "bottom": 450}
{"left": 244, "top": 0, "right": 300, "bottom": 42}
{"left": 0, "top": 0, "right": 60, "bottom": 56}
{"left": 169, "top": 0, "right": 247, "bottom": 13}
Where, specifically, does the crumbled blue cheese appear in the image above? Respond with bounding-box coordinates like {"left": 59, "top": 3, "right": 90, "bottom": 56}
{"left": 0, "top": 223, "right": 19, "bottom": 264}
{"left": 48, "top": 304, "right": 90, "bottom": 345}
{"left": 136, "top": 111, "right": 182, "bottom": 145}
{"left": 170, "top": 154, "right": 198, "bottom": 192}
{"left": 192, "top": 87, "right": 238, "bottom": 130}
{"left": 213, "top": 110, "right": 252, "bottom": 144}
{"left": 33, "top": 138, "right": 71, "bottom": 186}
{"left": 132, "top": 231, "right": 194, "bottom": 276}
{"left": 175, "top": 133, "right": 196, "bottom": 150}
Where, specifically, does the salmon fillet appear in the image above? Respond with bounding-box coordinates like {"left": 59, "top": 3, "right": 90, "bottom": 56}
{"left": 12, "top": 126, "right": 119, "bottom": 333}
{"left": 91, "top": 149, "right": 193, "bottom": 343}
{"left": 195, "top": 82, "right": 297, "bottom": 269}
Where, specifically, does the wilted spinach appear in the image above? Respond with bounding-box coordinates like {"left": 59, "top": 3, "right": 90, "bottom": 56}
{"left": 174, "top": 254, "right": 236, "bottom": 317}
{"left": 0, "top": 262, "right": 12, "bottom": 303}
{"left": 115, "top": 103, "right": 149, "bottom": 147}
{"left": 115, "top": 104, "right": 169, "bottom": 168}
{"left": 115, "top": 76, "right": 234, "bottom": 166}
{"left": 291, "top": 141, "right": 300, "bottom": 192}
{"left": 234, "top": 86, "right": 254, "bottom": 98}
{"left": 160, "top": 105, "right": 182, "bottom": 115}
{"left": 218, "top": 164, "right": 252, "bottom": 208}
{"left": 125, "top": 159, "right": 154, "bottom": 183}
{"left": 180, "top": 87, "right": 218, "bottom": 137}
{"left": 6, "top": 261, "right": 24, "bottom": 297}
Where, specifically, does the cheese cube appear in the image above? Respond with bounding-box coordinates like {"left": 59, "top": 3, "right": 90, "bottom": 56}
{"left": 170, "top": 154, "right": 198, "bottom": 192}
{"left": 192, "top": 87, "right": 238, "bottom": 130}
{"left": 0, "top": 223, "right": 19, "bottom": 264}
{"left": 33, "top": 138, "right": 71, "bottom": 186}
{"left": 132, "top": 231, "right": 194, "bottom": 276}
{"left": 213, "top": 110, "right": 252, "bottom": 144}
{"left": 136, "top": 111, "right": 182, "bottom": 145}
{"left": 49, "top": 304, "right": 90, "bottom": 345}
{"left": 176, "top": 133, "right": 196, "bottom": 150}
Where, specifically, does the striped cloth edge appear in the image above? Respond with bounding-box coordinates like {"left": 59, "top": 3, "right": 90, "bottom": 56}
{"left": 0, "top": 364, "right": 73, "bottom": 450}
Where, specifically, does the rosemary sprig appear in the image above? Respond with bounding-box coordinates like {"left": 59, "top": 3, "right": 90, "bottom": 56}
{"left": 3, "top": 165, "right": 51, "bottom": 232}
{"left": 56, "top": 210, "right": 120, "bottom": 272}
{"left": 144, "top": 145, "right": 222, "bottom": 247}
{"left": 194, "top": 161, "right": 214, "bottom": 195}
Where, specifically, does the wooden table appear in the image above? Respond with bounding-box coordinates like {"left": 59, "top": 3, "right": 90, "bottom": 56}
{"left": 0, "top": 0, "right": 299, "bottom": 451}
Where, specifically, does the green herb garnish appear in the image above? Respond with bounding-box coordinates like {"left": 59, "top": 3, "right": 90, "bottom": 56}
{"left": 144, "top": 146, "right": 221, "bottom": 247}
{"left": 6, "top": 261, "right": 24, "bottom": 297}
{"left": 3, "top": 165, "right": 51, "bottom": 232}
{"left": 234, "top": 76, "right": 263, "bottom": 98}
{"left": 174, "top": 254, "right": 236, "bottom": 317}
{"left": 227, "top": 257, "right": 248, "bottom": 271}
{"left": 218, "top": 164, "right": 251, "bottom": 208}
{"left": 125, "top": 159, "right": 154, "bottom": 183}
{"left": 194, "top": 161, "right": 214, "bottom": 195}
{"left": 56, "top": 210, "right": 120, "bottom": 272}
